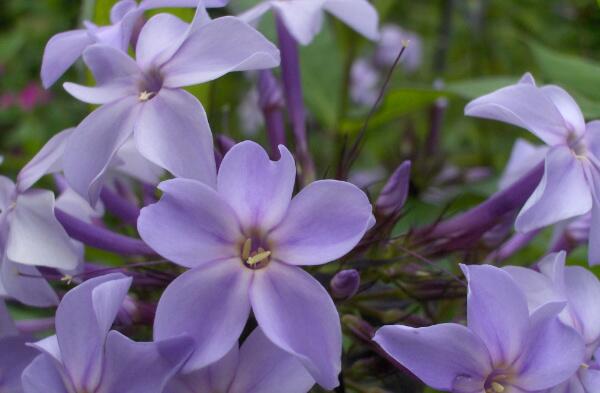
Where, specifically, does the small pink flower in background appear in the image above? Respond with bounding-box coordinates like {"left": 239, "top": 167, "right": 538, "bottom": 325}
{"left": 18, "top": 82, "right": 50, "bottom": 111}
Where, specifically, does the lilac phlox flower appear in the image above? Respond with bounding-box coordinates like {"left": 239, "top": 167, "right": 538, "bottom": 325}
{"left": 41, "top": 0, "right": 230, "bottom": 88}
{"left": 166, "top": 327, "right": 315, "bottom": 393}
{"left": 350, "top": 58, "right": 379, "bottom": 106}
{"left": 240, "top": 0, "right": 379, "bottom": 45}
{"left": 0, "top": 301, "right": 38, "bottom": 393}
{"left": 138, "top": 141, "right": 375, "bottom": 389}
{"left": 374, "top": 264, "right": 585, "bottom": 393}
{"left": 466, "top": 73, "right": 600, "bottom": 264}
{"left": 375, "top": 24, "right": 422, "bottom": 72}
{"left": 62, "top": 7, "right": 280, "bottom": 205}
{"left": 498, "top": 138, "right": 548, "bottom": 191}
{"left": 22, "top": 273, "right": 193, "bottom": 393}
{"left": 505, "top": 252, "right": 600, "bottom": 392}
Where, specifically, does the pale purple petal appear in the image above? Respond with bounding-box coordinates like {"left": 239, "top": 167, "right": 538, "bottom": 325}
{"left": 112, "top": 137, "right": 164, "bottom": 184}
{"left": 519, "top": 72, "right": 536, "bottom": 85}
{"left": 110, "top": 0, "right": 137, "bottom": 23}
{"left": 498, "top": 139, "right": 547, "bottom": 190}
{"left": 161, "top": 16, "right": 280, "bottom": 87}
{"left": 87, "top": 9, "right": 143, "bottom": 52}
{"left": 0, "top": 300, "right": 17, "bottom": 336}
{"left": 562, "top": 265, "right": 600, "bottom": 346}
{"left": 41, "top": 29, "right": 93, "bottom": 88}
{"left": 238, "top": 3, "right": 273, "bottom": 25}
{"left": 540, "top": 85, "right": 586, "bottom": 137}
{"left": 21, "top": 354, "right": 70, "bottom": 393}
{"left": 31, "top": 335, "right": 61, "bottom": 362}
{"left": 17, "top": 129, "right": 72, "bottom": 192}
{"left": 6, "top": 190, "right": 78, "bottom": 269}
{"left": 154, "top": 261, "right": 252, "bottom": 372}
{"left": 272, "top": 0, "right": 325, "bottom": 46}
{"left": 581, "top": 368, "right": 600, "bottom": 393}
{"left": 56, "top": 187, "right": 104, "bottom": 223}
{"left": 217, "top": 141, "right": 295, "bottom": 231}
{"left": 138, "top": 179, "right": 240, "bottom": 268}
{"left": 55, "top": 273, "right": 132, "bottom": 391}
{"left": 588, "top": 193, "right": 600, "bottom": 266}
{"left": 373, "top": 323, "right": 491, "bottom": 392}
{"left": 1, "top": 260, "right": 59, "bottom": 307}
{"left": 229, "top": 328, "right": 315, "bottom": 393}
{"left": 513, "top": 302, "right": 585, "bottom": 391}
{"left": 269, "top": 180, "right": 374, "bottom": 266}
{"left": 323, "top": 0, "right": 379, "bottom": 41}
{"left": 465, "top": 83, "right": 572, "bottom": 146}
{"left": 135, "top": 14, "right": 188, "bottom": 72}
{"left": 0, "top": 177, "right": 15, "bottom": 211}
{"left": 516, "top": 145, "right": 591, "bottom": 232}
{"left": 0, "top": 336, "right": 38, "bottom": 392}
{"left": 460, "top": 264, "right": 530, "bottom": 365}
{"left": 140, "top": 0, "right": 228, "bottom": 8}
{"left": 134, "top": 89, "right": 217, "bottom": 186}
{"left": 63, "top": 96, "right": 140, "bottom": 205}
{"left": 250, "top": 262, "right": 341, "bottom": 390}
{"left": 503, "top": 265, "right": 560, "bottom": 313}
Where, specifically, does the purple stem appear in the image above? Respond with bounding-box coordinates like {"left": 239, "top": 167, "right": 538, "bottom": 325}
{"left": 55, "top": 209, "right": 156, "bottom": 256}
{"left": 486, "top": 229, "right": 540, "bottom": 264}
{"left": 100, "top": 187, "right": 140, "bottom": 226}
{"left": 258, "top": 70, "right": 286, "bottom": 159}
{"left": 276, "top": 15, "right": 315, "bottom": 184}
{"left": 416, "top": 162, "right": 544, "bottom": 242}
{"left": 548, "top": 232, "right": 576, "bottom": 254}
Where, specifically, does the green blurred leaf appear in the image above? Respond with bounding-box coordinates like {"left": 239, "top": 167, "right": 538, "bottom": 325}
{"left": 94, "top": 0, "right": 117, "bottom": 25}
{"left": 445, "top": 76, "right": 520, "bottom": 100}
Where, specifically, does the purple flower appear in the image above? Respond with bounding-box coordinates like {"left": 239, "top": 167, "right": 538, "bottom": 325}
{"left": 62, "top": 8, "right": 279, "bottom": 205}
{"left": 375, "top": 24, "right": 422, "bottom": 72}
{"left": 498, "top": 138, "right": 548, "bottom": 191}
{"left": 41, "top": 0, "right": 229, "bottom": 88}
{"left": 240, "top": 0, "right": 379, "bottom": 45}
{"left": 166, "top": 327, "right": 314, "bottom": 393}
{"left": 22, "top": 273, "right": 193, "bottom": 393}
{"left": 374, "top": 264, "right": 585, "bottom": 393}
{"left": 466, "top": 73, "right": 600, "bottom": 264}
{"left": 138, "top": 141, "right": 375, "bottom": 389}
{"left": 505, "top": 252, "right": 600, "bottom": 392}
{"left": 330, "top": 269, "right": 360, "bottom": 300}
{"left": 350, "top": 58, "right": 379, "bottom": 106}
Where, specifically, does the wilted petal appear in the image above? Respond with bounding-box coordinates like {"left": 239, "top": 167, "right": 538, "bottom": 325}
{"left": 250, "top": 262, "right": 341, "bottom": 390}
{"left": 63, "top": 96, "right": 140, "bottom": 205}
{"left": 373, "top": 323, "right": 491, "bottom": 392}
{"left": 154, "top": 261, "right": 252, "bottom": 372}
{"left": 0, "top": 260, "right": 58, "bottom": 307}
{"left": 465, "top": 83, "right": 572, "bottom": 146}
{"left": 17, "top": 129, "right": 73, "bottom": 192}
{"left": 55, "top": 273, "right": 132, "bottom": 391}
{"left": 461, "top": 264, "right": 530, "bottom": 366}
{"left": 135, "top": 14, "right": 188, "bottom": 72}
{"left": 515, "top": 146, "right": 591, "bottom": 232}
{"left": 161, "top": 16, "right": 280, "bottom": 87}
{"left": 272, "top": 0, "right": 325, "bottom": 46}
{"left": 0, "top": 336, "right": 38, "bottom": 392}
{"left": 323, "top": 0, "right": 379, "bottom": 40}
{"left": 134, "top": 89, "right": 217, "bottom": 186}
{"left": 138, "top": 179, "right": 240, "bottom": 268}
{"left": 514, "top": 302, "right": 585, "bottom": 391}
{"left": 217, "top": 142, "right": 295, "bottom": 230}
{"left": 41, "top": 29, "right": 93, "bottom": 88}
{"left": 98, "top": 332, "right": 192, "bottom": 393}
{"left": 6, "top": 190, "right": 79, "bottom": 270}
{"left": 269, "top": 180, "right": 374, "bottom": 266}
{"left": 21, "top": 354, "right": 71, "bottom": 393}
{"left": 229, "top": 328, "right": 315, "bottom": 393}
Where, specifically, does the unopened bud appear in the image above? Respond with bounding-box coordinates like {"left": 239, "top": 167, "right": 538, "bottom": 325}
{"left": 330, "top": 269, "right": 360, "bottom": 300}
{"left": 376, "top": 161, "right": 411, "bottom": 217}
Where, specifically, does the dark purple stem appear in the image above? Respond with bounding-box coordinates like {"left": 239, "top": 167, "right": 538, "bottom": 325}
{"left": 100, "top": 187, "right": 140, "bottom": 226}
{"left": 258, "top": 70, "right": 286, "bottom": 159}
{"left": 548, "top": 233, "right": 577, "bottom": 254}
{"left": 55, "top": 209, "right": 156, "bottom": 256}
{"left": 276, "top": 15, "right": 315, "bottom": 184}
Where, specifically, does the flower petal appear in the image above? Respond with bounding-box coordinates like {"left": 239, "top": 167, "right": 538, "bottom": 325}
{"left": 238, "top": 2, "right": 273, "bottom": 25}
{"left": 161, "top": 16, "right": 280, "bottom": 87}
{"left": 154, "top": 261, "right": 252, "bottom": 372}
{"left": 513, "top": 302, "right": 585, "bottom": 391}
{"left": 461, "top": 264, "right": 530, "bottom": 366}
{"left": 498, "top": 139, "right": 547, "bottom": 190}
{"left": 6, "top": 189, "right": 79, "bottom": 269}
{"left": 41, "top": 29, "right": 93, "bottom": 88}
{"left": 373, "top": 323, "right": 491, "bottom": 392}
{"left": 515, "top": 145, "right": 592, "bottom": 232}
{"left": 138, "top": 179, "right": 240, "bottom": 268}
{"left": 272, "top": 0, "right": 325, "bottom": 45}
{"left": 140, "top": 0, "right": 228, "bottom": 8}
{"left": 269, "top": 180, "right": 374, "bottom": 266}
{"left": 110, "top": 0, "right": 138, "bottom": 23}
{"left": 250, "top": 262, "right": 341, "bottom": 390}
{"left": 63, "top": 96, "right": 140, "bottom": 205}
{"left": 217, "top": 141, "right": 295, "bottom": 231}
{"left": 229, "top": 327, "right": 315, "bottom": 393}
{"left": 562, "top": 264, "right": 600, "bottom": 346}
{"left": 0, "top": 336, "right": 39, "bottom": 392}
{"left": 503, "top": 265, "right": 560, "bottom": 313}
{"left": 540, "top": 85, "right": 586, "bottom": 137}
{"left": 0, "top": 300, "right": 17, "bottom": 336}
{"left": 135, "top": 13, "right": 188, "bottom": 72}
{"left": 0, "top": 260, "right": 59, "bottom": 307}
{"left": 323, "top": 0, "right": 379, "bottom": 41}
{"left": 134, "top": 89, "right": 217, "bottom": 186}
{"left": 112, "top": 137, "right": 164, "bottom": 184}
{"left": 21, "top": 354, "right": 70, "bottom": 393}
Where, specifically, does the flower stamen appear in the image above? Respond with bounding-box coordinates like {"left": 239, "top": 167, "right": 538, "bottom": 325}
{"left": 246, "top": 249, "right": 271, "bottom": 266}
{"left": 138, "top": 91, "right": 155, "bottom": 101}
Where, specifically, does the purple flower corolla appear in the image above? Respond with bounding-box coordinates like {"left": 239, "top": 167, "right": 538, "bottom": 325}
{"left": 505, "top": 252, "right": 600, "bottom": 392}
{"left": 166, "top": 327, "right": 314, "bottom": 393}
{"left": 138, "top": 141, "right": 375, "bottom": 389}
{"left": 40, "top": 0, "right": 229, "bottom": 88}
{"left": 466, "top": 73, "right": 600, "bottom": 264}
{"left": 240, "top": 0, "right": 379, "bottom": 45}
{"left": 62, "top": 8, "right": 280, "bottom": 205}
{"left": 374, "top": 264, "right": 585, "bottom": 393}
{"left": 22, "top": 273, "right": 193, "bottom": 393}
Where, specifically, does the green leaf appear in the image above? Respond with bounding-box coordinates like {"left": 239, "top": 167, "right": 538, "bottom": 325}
{"left": 445, "top": 76, "right": 521, "bottom": 100}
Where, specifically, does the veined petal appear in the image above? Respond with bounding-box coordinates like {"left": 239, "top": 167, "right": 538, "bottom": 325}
{"left": 269, "top": 180, "right": 374, "bottom": 266}
{"left": 135, "top": 13, "right": 188, "bottom": 72}
{"left": 162, "top": 16, "right": 280, "bottom": 87}
{"left": 134, "top": 89, "right": 217, "bottom": 187}
{"left": 323, "top": 0, "right": 379, "bottom": 41}
{"left": 41, "top": 29, "right": 93, "bottom": 88}
{"left": 515, "top": 145, "right": 592, "bottom": 232}
{"left": 250, "top": 262, "right": 341, "bottom": 390}
{"left": 217, "top": 141, "right": 295, "bottom": 231}
{"left": 154, "top": 261, "right": 252, "bottom": 372}
{"left": 272, "top": 0, "right": 326, "bottom": 46}
{"left": 374, "top": 323, "right": 491, "bottom": 392}
{"left": 138, "top": 179, "right": 241, "bottom": 268}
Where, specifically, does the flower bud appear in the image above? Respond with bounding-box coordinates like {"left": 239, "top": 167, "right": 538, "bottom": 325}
{"left": 330, "top": 269, "right": 360, "bottom": 300}
{"left": 376, "top": 161, "right": 411, "bottom": 217}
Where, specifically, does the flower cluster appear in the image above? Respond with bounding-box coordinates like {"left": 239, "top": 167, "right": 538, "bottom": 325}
{"left": 2, "top": 1, "right": 600, "bottom": 393}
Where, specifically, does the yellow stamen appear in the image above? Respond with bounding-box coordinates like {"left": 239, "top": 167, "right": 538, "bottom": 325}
{"left": 138, "top": 91, "right": 155, "bottom": 101}
{"left": 491, "top": 382, "right": 505, "bottom": 393}
{"left": 61, "top": 275, "right": 74, "bottom": 285}
{"left": 241, "top": 238, "right": 252, "bottom": 261}
{"left": 246, "top": 250, "right": 271, "bottom": 266}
